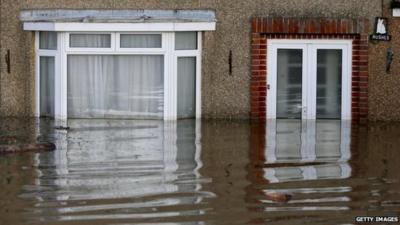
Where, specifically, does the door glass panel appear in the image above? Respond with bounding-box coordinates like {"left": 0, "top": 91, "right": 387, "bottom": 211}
{"left": 317, "top": 50, "right": 342, "bottom": 119}
{"left": 277, "top": 49, "right": 303, "bottom": 119}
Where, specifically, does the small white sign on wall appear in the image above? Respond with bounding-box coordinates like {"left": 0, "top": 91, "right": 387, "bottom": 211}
{"left": 393, "top": 8, "right": 400, "bottom": 16}
{"left": 370, "top": 17, "right": 391, "bottom": 41}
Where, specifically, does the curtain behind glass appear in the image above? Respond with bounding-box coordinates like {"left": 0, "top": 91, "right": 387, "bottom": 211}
{"left": 70, "top": 34, "right": 111, "bottom": 48}
{"left": 175, "top": 32, "right": 197, "bottom": 50}
{"left": 39, "top": 31, "right": 57, "bottom": 50}
{"left": 40, "top": 57, "right": 55, "bottom": 117}
{"left": 177, "top": 57, "right": 196, "bottom": 118}
{"left": 120, "top": 34, "right": 162, "bottom": 48}
{"left": 67, "top": 55, "right": 164, "bottom": 119}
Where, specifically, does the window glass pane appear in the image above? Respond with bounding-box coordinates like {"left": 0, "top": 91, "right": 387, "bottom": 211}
{"left": 39, "top": 31, "right": 57, "bottom": 50}
{"left": 67, "top": 55, "right": 164, "bottom": 119}
{"left": 120, "top": 34, "right": 162, "bottom": 48}
{"left": 177, "top": 57, "right": 196, "bottom": 118}
{"left": 70, "top": 34, "right": 111, "bottom": 48}
{"left": 40, "top": 56, "right": 55, "bottom": 117}
{"left": 175, "top": 32, "right": 197, "bottom": 50}
{"left": 316, "top": 49, "right": 342, "bottom": 119}
{"left": 277, "top": 49, "right": 303, "bottom": 119}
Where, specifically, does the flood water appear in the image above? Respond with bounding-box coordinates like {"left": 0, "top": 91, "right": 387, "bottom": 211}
{"left": 0, "top": 118, "right": 399, "bottom": 225}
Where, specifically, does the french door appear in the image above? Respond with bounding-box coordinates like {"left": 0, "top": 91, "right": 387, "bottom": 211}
{"left": 267, "top": 40, "right": 352, "bottom": 120}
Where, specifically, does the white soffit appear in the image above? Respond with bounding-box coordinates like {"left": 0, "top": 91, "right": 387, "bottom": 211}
{"left": 20, "top": 9, "right": 216, "bottom": 31}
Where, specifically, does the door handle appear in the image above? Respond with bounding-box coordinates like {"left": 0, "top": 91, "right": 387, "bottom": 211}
{"left": 267, "top": 84, "right": 270, "bottom": 90}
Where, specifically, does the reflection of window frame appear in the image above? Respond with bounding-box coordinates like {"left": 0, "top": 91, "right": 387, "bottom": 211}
{"left": 266, "top": 120, "right": 351, "bottom": 163}
{"left": 264, "top": 120, "right": 352, "bottom": 183}
{"left": 35, "top": 31, "right": 203, "bottom": 120}
{"left": 33, "top": 120, "right": 205, "bottom": 205}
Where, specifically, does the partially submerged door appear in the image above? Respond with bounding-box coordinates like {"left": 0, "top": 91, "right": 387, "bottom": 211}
{"left": 267, "top": 40, "right": 351, "bottom": 120}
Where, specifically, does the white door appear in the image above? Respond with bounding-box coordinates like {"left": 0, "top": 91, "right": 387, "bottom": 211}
{"left": 267, "top": 40, "right": 352, "bottom": 120}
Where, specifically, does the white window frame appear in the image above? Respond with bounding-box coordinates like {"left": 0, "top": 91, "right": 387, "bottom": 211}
{"left": 174, "top": 32, "right": 203, "bottom": 119}
{"left": 35, "top": 31, "right": 60, "bottom": 118}
{"left": 267, "top": 39, "right": 352, "bottom": 120}
{"left": 35, "top": 31, "right": 202, "bottom": 121}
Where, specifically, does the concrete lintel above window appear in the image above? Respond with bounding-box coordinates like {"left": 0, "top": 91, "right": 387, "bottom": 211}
{"left": 20, "top": 9, "right": 216, "bottom": 32}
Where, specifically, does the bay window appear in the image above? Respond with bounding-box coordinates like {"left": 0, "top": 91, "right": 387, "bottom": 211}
{"left": 33, "top": 31, "right": 204, "bottom": 120}
{"left": 22, "top": 10, "right": 216, "bottom": 120}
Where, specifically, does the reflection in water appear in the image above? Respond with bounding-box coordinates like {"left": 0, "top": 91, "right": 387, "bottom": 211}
{"left": 1, "top": 119, "right": 400, "bottom": 225}
{"left": 247, "top": 120, "right": 355, "bottom": 219}
{"left": 264, "top": 120, "right": 351, "bottom": 183}
{"left": 23, "top": 119, "right": 212, "bottom": 224}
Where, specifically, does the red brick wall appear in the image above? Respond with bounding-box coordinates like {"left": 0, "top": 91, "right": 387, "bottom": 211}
{"left": 251, "top": 18, "right": 369, "bottom": 123}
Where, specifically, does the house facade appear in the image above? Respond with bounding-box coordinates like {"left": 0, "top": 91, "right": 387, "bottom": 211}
{"left": 0, "top": 0, "right": 399, "bottom": 121}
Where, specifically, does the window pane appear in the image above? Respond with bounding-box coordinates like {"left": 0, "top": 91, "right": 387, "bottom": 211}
{"left": 277, "top": 49, "right": 303, "bottom": 119}
{"left": 39, "top": 31, "right": 57, "bottom": 50}
{"left": 177, "top": 57, "right": 196, "bottom": 118}
{"left": 70, "top": 34, "right": 111, "bottom": 48}
{"left": 316, "top": 49, "right": 342, "bottom": 119}
{"left": 120, "top": 34, "right": 162, "bottom": 48}
{"left": 175, "top": 32, "right": 197, "bottom": 50}
{"left": 40, "top": 56, "right": 55, "bottom": 117}
{"left": 67, "top": 55, "right": 164, "bottom": 119}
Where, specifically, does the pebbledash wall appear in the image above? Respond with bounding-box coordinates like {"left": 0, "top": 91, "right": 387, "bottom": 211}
{"left": 2, "top": 0, "right": 400, "bottom": 121}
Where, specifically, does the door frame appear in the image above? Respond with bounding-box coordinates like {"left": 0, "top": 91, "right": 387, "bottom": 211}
{"left": 267, "top": 39, "right": 352, "bottom": 120}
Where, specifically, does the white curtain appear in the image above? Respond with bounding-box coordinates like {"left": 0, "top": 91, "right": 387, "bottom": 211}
{"left": 120, "top": 34, "right": 161, "bottom": 48}
{"left": 39, "top": 31, "right": 57, "bottom": 50}
{"left": 70, "top": 34, "right": 111, "bottom": 48}
{"left": 177, "top": 57, "right": 196, "bottom": 118}
{"left": 67, "top": 55, "right": 164, "bottom": 119}
{"left": 175, "top": 32, "right": 197, "bottom": 50}
{"left": 40, "top": 56, "right": 55, "bottom": 117}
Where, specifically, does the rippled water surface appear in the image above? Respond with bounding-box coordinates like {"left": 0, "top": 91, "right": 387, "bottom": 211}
{"left": 0, "top": 118, "right": 400, "bottom": 225}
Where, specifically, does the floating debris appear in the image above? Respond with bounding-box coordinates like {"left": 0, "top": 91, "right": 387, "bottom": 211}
{"left": 54, "top": 126, "right": 70, "bottom": 130}
{"left": 0, "top": 143, "right": 56, "bottom": 154}
{"left": 264, "top": 192, "right": 292, "bottom": 203}
{"left": 258, "top": 161, "right": 327, "bottom": 168}
{"left": 0, "top": 136, "right": 18, "bottom": 144}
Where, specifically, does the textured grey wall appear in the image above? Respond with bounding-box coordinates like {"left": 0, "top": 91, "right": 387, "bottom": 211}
{"left": 0, "top": 0, "right": 390, "bottom": 120}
